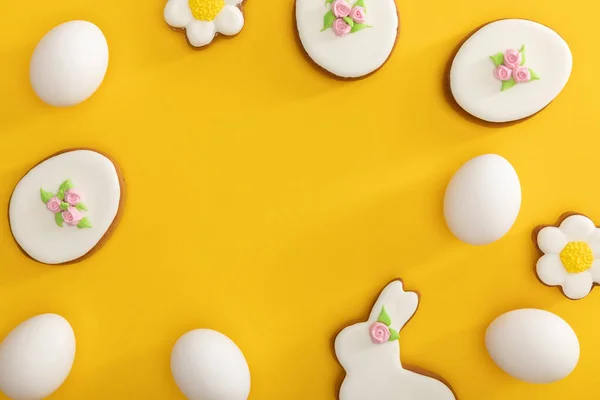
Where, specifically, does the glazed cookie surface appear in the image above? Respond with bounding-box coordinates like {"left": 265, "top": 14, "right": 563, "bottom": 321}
{"left": 9, "top": 150, "right": 123, "bottom": 265}
{"left": 335, "top": 281, "right": 455, "bottom": 400}
{"left": 296, "top": 0, "right": 399, "bottom": 78}
{"left": 450, "top": 19, "right": 572, "bottom": 123}
{"left": 164, "top": 0, "right": 245, "bottom": 47}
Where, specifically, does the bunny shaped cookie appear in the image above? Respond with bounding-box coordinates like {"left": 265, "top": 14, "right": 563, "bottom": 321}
{"left": 335, "top": 281, "right": 455, "bottom": 400}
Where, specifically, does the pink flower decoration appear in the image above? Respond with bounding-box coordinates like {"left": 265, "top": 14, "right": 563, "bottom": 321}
{"left": 332, "top": 18, "right": 351, "bottom": 37}
{"left": 64, "top": 189, "right": 82, "bottom": 206}
{"left": 46, "top": 197, "right": 61, "bottom": 213}
{"left": 503, "top": 49, "right": 522, "bottom": 69}
{"left": 62, "top": 207, "right": 83, "bottom": 226}
{"left": 369, "top": 322, "right": 391, "bottom": 344}
{"left": 494, "top": 65, "right": 513, "bottom": 81}
{"left": 349, "top": 6, "right": 366, "bottom": 24}
{"left": 513, "top": 66, "right": 531, "bottom": 83}
{"left": 331, "top": 0, "right": 352, "bottom": 17}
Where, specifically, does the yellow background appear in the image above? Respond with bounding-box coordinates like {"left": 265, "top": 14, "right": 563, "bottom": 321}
{"left": 0, "top": 0, "right": 597, "bottom": 398}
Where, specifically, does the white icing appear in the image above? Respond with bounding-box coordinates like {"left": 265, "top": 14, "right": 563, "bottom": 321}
{"left": 296, "top": 0, "right": 398, "bottom": 78}
{"left": 536, "top": 214, "right": 600, "bottom": 299}
{"left": 164, "top": 0, "right": 244, "bottom": 47}
{"left": 9, "top": 150, "right": 121, "bottom": 265}
{"left": 450, "top": 19, "right": 572, "bottom": 123}
{"left": 335, "top": 281, "right": 455, "bottom": 400}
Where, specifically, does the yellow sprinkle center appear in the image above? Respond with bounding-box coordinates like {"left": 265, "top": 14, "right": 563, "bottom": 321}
{"left": 560, "top": 241, "right": 594, "bottom": 273}
{"left": 189, "top": 0, "right": 224, "bottom": 21}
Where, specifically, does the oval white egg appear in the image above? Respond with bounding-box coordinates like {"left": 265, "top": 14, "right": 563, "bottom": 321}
{"left": 485, "top": 309, "right": 579, "bottom": 383}
{"left": 9, "top": 150, "right": 123, "bottom": 265}
{"left": 171, "top": 329, "right": 250, "bottom": 400}
{"left": 450, "top": 19, "right": 572, "bottom": 122}
{"left": 0, "top": 314, "right": 76, "bottom": 400}
{"left": 30, "top": 21, "right": 109, "bottom": 107}
{"left": 296, "top": 0, "right": 399, "bottom": 78}
{"left": 444, "top": 154, "right": 521, "bottom": 245}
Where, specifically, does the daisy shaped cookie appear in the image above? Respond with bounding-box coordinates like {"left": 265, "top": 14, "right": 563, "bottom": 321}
{"left": 536, "top": 214, "right": 600, "bottom": 300}
{"left": 164, "top": 0, "right": 245, "bottom": 47}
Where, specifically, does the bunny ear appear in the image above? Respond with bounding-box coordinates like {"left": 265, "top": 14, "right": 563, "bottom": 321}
{"left": 368, "top": 280, "right": 418, "bottom": 331}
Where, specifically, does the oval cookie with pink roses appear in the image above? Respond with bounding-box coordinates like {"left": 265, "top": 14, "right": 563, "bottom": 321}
{"left": 9, "top": 149, "right": 124, "bottom": 265}
{"left": 450, "top": 19, "right": 572, "bottom": 123}
{"left": 295, "top": 0, "right": 399, "bottom": 78}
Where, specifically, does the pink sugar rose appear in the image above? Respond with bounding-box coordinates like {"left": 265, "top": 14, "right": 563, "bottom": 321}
{"left": 62, "top": 207, "right": 83, "bottom": 226}
{"left": 64, "top": 189, "right": 82, "bottom": 206}
{"left": 331, "top": 0, "right": 351, "bottom": 18}
{"left": 503, "top": 49, "right": 522, "bottom": 69}
{"left": 46, "top": 197, "right": 61, "bottom": 213}
{"left": 369, "top": 322, "right": 391, "bottom": 344}
{"left": 513, "top": 66, "right": 531, "bottom": 83}
{"left": 494, "top": 65, "right": 513, "bottom": 81}
{"left": 350, "top": 6, "right": 366, "bottom": 24}
{"left": 332, "top": 18, "right": 351, "bottom": 37}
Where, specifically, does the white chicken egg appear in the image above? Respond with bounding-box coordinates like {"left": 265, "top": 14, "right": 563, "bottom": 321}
{"left": 0, "top": 314, "right": 76, "bottom": 400}
{"left": 444, "top": 154, "right": 521, "bottom": 245}
{"left": 171, "top": 329, "right": 251, "bottom": 400}
{"left": 30, "top": 21, "right": 109, "bottom": 107}
{"left": 485, "top": 309, "right": 579, "bottom": 383}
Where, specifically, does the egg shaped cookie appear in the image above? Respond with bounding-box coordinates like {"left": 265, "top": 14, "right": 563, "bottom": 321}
{"left": 450, "top": 19, "right": 572, "bottom": 123}
{"left": 9, "top": 149, "right": 124, "bottom": 265}
{"left": 296, "top": 0, "right": 399, "bottom": 78}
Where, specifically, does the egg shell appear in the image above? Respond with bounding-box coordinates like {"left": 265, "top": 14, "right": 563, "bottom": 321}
{"left": 485, "top": 309, "right": 579, "bottom": 383}
{"left": 30, "top": 21, "right": 109, "bottom": 107}
{"left": 171, "top": 329, "right": 251, "bottom": 400}
{"left": 450, "top": 19, "right": 572, "bottom": 123}
{"left": 444, "top": 154, "right": 521, "bottom": 245}
{"left": 0, "top": 314, "right": 76, "bottom": 400}
{"left": 295, "top": 0, "right": 399, "bottom": 78}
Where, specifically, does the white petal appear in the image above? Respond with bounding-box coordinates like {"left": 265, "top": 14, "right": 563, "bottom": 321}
{"left": 214, "top": 5, "right": 244, "bottom": 36}
{"left": 559, "top": 214, "right": 597, "bottom": 241}
{"left": 536, "top": 254, "right": 567, "bottom": 286}
{"left": 537, "top": 227, "right": 567, "bottom": 254}
{"left": 164, "top": 0, "right": 193, "bottom": 28}
{"left": 587, "top": 229, "right": 600, "bottom": 257}
{"left": 225, "top": 0, "right": 244, "bottom": 4}
{"left": 562, "top": 272, "right": 593, "bottom": 300}
{"left": 186, "top": 20, "right": 216, "bottom": 47}
{"left": 590, "top": 260, "right": 600, "bottom": 283}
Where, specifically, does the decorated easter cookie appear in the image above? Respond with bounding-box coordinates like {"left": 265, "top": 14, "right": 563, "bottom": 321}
{"left": 535, "top": 214, "right": 600, "bottom": 300}
{"left": 164, "top": 0, "right": 245, "bottom": 47}
{"left": 335, "top": 281, "right": 455, "bottom": 400}
{"left": 296, "top": 0, "right": 399, "bottom": 78}
{"left": 450, "top": 19, "right": 572, "bottom": 123}
{"left": 9, "top": 150, "right": 124, "bottom": 265}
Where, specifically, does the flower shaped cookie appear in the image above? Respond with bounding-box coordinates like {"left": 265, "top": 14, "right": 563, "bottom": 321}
{"left": 536, "top": 214, "right": 600, "bottom": 299}
{"left": 164, "top": 0, "right": 244, "bottom": 47}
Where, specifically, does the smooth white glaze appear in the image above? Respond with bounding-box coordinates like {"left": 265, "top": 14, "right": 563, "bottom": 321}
{"left": 450, "top": 19, "right": 572, "bottom": 123}
{"left": 9, "top": 150, "right": 121, "bottom": 264}
{"left": 335, "top": 281, "right": 455, "bottom": 400}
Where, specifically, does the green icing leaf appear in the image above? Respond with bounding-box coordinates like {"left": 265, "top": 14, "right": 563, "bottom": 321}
{"left": 77, "top": 217, "right": 92, "bottom": 229}
{"left": 490, "top": 52, "right": 504, "bottom": 67}
{"left": 343, "top": 16, "right": 354, "bottom": 27}
{"left": 529, "top": 68, "right": 540, "bottom": 80}
{"left": 501, "top": 78, "right": 516, "bottom": 91}
{"left": 325, "top": 0, "right": 333, "bottom": 4}
{"left": 321, "top": 10, "right": 335, "bottom": 31}
{"left": 59, "top": 180, "right": 74, "bottom": 192}
{"left": 519, "top": 44, "right": 526, "bottom": 66}
{"left": 40, "top": 188, "right": 54, "bottom": 204}
{"left": 377, "top": 306, "right": 392, "bottom": 326}
{"left": 55, "top": 212, "right": 64, "bottom": 227}
{"left": 75, "top": 202, "right": 88, "bottom": 211}
{"left": 57, "top": 190, "right": 65, "bottom": 201}
{"left": 350, "top": 23, "right": 369, "bottom": 33}
{"left": 388, "top": 328, "right": 399, "bottom": 342}
{"left": 354, "top": 0, "right": 366, "bottom": 10}
{"left": 60, "top": 202, "right": 69, "bottom": 211}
